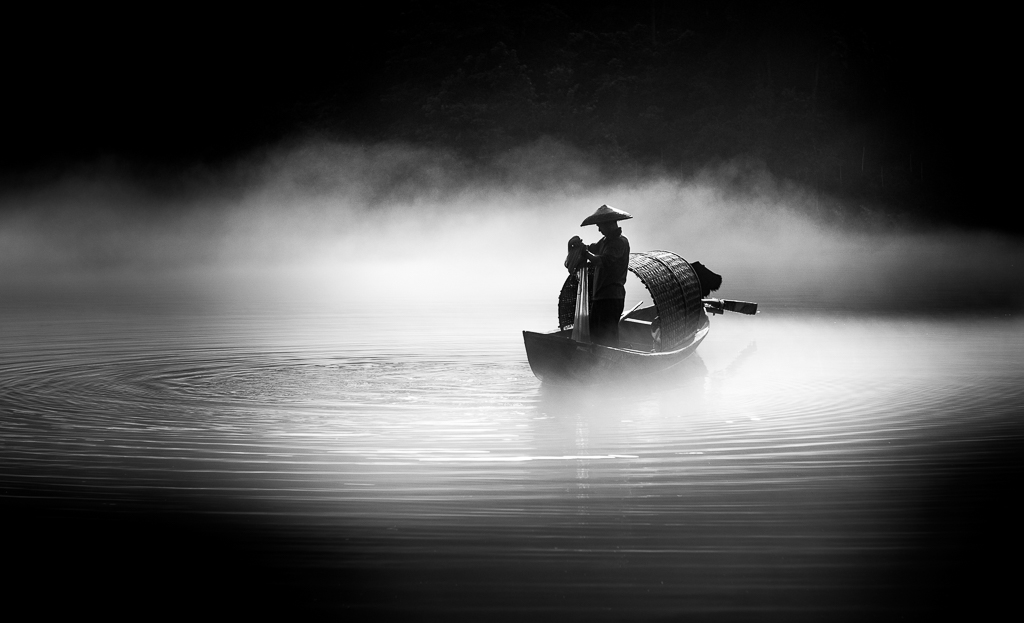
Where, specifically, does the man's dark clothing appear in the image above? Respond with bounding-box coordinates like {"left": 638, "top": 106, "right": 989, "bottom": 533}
{"left": 586, "top": 228, "right": 629, "bottom": 346}
{"left": 586, "top": 230, "right": 629, "bottom": 301}
{"left": 590, "top": 298, "right": 625, "bottom": 346}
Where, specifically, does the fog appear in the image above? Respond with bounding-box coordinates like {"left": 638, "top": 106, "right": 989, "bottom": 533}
{"left": 3, "top": 140, "right": 1022, "bottom": 621}
{"left": 3, "top": 140, "right": 1022, "bottom": 316}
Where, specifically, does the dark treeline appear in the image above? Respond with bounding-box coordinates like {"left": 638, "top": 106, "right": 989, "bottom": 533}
{"left": 2, "top": 3, "right": 1013, "bottom": 232}
{"left": 362, "top": 2, "right": 1011, "bottom": 231}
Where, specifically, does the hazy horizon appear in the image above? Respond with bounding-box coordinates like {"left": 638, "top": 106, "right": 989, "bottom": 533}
{"left": 3, "top": 139, "right": 1022, "bottom": 318}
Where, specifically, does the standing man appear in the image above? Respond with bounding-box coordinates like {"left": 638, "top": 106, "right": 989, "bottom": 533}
{"left": 567, "top": 205, "right": 631, "bottom": 347}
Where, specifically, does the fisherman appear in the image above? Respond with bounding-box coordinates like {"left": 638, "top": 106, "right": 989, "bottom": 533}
{"left": 567, "top": 205, "right": 631, "bottom": 347}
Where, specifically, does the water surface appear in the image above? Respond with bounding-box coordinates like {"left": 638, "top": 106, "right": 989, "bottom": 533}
{"left": 2, "top": 302, "right": 1021, "bottom": 620}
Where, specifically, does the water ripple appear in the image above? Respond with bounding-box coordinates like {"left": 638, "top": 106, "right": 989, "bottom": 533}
{"left": 3, "top": 310, "right": 1022, "bottom": 619}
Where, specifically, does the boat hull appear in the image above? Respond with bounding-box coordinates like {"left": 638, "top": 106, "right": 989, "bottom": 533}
{"left": 522, "top": 319, "right": 708, "bottom": 384}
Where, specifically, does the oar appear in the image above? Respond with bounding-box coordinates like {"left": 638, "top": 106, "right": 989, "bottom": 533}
{"left": 702, "top": 298, "right": 758, "bottom": 315}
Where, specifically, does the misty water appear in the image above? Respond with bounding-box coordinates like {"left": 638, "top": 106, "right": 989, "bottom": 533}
{"left": 3, "top": 154, "right": 1022, "bottom": 619}
{"left": 3, "top": 297, "right": 1022, "bottom": 620}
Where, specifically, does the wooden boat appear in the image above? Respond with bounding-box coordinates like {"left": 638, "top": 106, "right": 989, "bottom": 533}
{"left": 523, "top": 250, "right": 755, "bottom": 384}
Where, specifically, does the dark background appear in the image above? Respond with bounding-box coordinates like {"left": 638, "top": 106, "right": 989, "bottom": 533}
{"left": 1, "top": 2, "right": 1013, "bottom": 232}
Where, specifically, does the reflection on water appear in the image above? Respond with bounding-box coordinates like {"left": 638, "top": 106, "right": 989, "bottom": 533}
{"left": 2, "top": 304, "right": 1022, "bottom": 620}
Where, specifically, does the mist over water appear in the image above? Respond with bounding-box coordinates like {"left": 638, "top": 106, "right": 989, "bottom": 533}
{"left": 3, "top": 141, "right": 1021, "bottom": 314}
{"left": 3, "top": 141, "right": 1023, "bottom": 619}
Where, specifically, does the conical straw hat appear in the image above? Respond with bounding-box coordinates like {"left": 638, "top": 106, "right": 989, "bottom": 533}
{"left": 580, "top": 204, "right": 633, "bottom": 226}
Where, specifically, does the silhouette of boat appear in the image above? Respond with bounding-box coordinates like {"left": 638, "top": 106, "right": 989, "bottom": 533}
{"left": 523, "top": 250, "right": 755, "bottom": 384}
